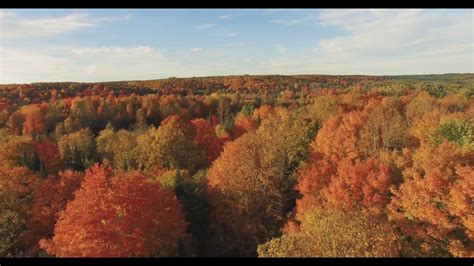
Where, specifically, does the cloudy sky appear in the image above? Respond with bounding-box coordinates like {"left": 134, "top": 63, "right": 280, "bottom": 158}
{"left": 0, "top": 9, "right": 472, "bottom": 83}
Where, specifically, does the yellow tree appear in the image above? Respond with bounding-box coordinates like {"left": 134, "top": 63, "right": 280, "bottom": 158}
{"left": 207, "top": 132, "right": 289, "bottom": 256}
{"left": 96, "top": 124, "right": 140, "bottom": 171}
{"left": 136, "top": 115, "right": 204, "bottom": 172}
{"left": 359, "top": 97, "right": 412, "bottom": 158}
{"left": 57, "top": 128, "right": 96, "bottom": 171}
{"left": 258, "top": 209, "right": 400, "bottom": 257}
{"left": 207, "top": 109, "right": 316, "bottom": 256}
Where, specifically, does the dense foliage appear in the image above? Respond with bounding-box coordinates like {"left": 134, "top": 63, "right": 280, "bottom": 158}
{"left": 0, "top": 74, "right": 472, "bottom": 257}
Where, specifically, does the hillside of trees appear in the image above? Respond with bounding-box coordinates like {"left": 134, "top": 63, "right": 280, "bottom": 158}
{"left": 0, "top": 74, "right": 472, "bottom": 257}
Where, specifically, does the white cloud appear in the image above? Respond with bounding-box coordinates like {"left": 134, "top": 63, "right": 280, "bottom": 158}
{"left": 0, "top": 12, "right": 131, "bottom": 38}
{"left": 1, "top": 9, "right": 472, "bottom": 83}
{"left": 218, "top": 15, "right": 234, "bottom": 20}
{"left": 0, "top": 10, "right": 15, "bottom": 18}
{"left": 0, "top": 44, "right": 261, "bottom": 83}
{"left": 195, "top": 24, "right": 215, "bottom": 30}
{"left": 0, "top": 47, "right": 76, "bottom": 83}
{"left": 71, "top": 46, "right": 158, "bottom": 57}
{"left": 93, "top": 14, "right": 132, "bottom": 23}
{"left": 305, "top": 9, "right": 474, "bottom": 74}
{"left": 0, "top": 45, "right": 182, "bottom": 83}
{"left": 255, "top": 9, "right": 473, "bottom": 75}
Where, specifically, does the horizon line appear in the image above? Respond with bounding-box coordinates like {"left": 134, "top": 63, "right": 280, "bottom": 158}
{"left": 1, "top": 72, "right": 473, "bottom": 86}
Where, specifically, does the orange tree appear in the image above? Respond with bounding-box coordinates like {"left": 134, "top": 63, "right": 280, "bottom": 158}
{"left": 40, "top": 164, "right": 188, "bottom": 257}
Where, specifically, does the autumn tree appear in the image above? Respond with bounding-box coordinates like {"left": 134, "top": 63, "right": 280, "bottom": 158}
{"left": 439, "top": 93, "right": 470, "bottom": 113}
{"left": 208, "top": 133, "right": 302, "bottom": 253}
{"left": 256, "top": 108, "right": 317, "bottom": 173}
{"left": 191, "top": 118, "right": 224, "bottom": 164}
{"left": 207, "top": 133, "right": 286, "bottom": 256}
{"left": 54, "top": 117, "right": 81, "bottom": 137}
{"left": 21, "top": 170, "right": 84, "bottom": 253}
{"left": 296, "top": 155, "right": 392, "bottom": 220}
{"left": 40, "top": 164, "right": 188, "bottom": 257}
{"left": 34, "top": 140, "right": 64, "bottom": 176}
{"left": 233, "top": 112, "right": 257, "bottom": 138}
{"left": 1, "top": 74, "right": 473, "bottom": 258}
{"left": 96, "top": 124, "right": 141, "bottom": 171}
{"left": 0, "top": 131, "right": 40, "bottom": 171}
{"left": 359, "top": 97, "right": 412, "bottom": 158}
{"left": 57, "top": 128, "right": 96, "bottom": 171}
{"left": 447, "top": 165, "right": 474, "bottom": 257}
{"left": 314, "top": 112, "right": 366, "bottom": 161}
{"left": 136, "top": 115, "right": 204, "bottom": 172}
{"left": 0, "top": 167, "right": 39, "bottom": 256}
{"left": 257, "top": 209, "right": 401, "bottom": 257}
{"left": 388, "top": 154, "right": 473, "bottom": 257}
{"left": 428, "top": 117, "right": 473, "bottom": 151}
{"left": 156, "top": 169, "right": 212, "bottom": 256}
{"left": 44, "top": 101, "right": 68, "bottom": 134}
{"left": 308, "top": 95, "right": 340, "bottom": 125}
{"left": 388, "top": 110, "right": 473, "bottom": 257}
{"left": 7, "top": 111, "right": 25, "bottom": 135}
{"left": 207, "top": 107, "right": 318, "bottom": 256}
{"left": 232, "top": 103, "right": 267, "bottom": 139}
{"left": 406, "top": 91, "right": 438, "bottom": 122}
{"left": 69, "top": 98, "right": 103, "bottom": 134}
{"left": 251, "top": 104, "right": 275, "bottom": 126}
{"left": 216, "top": 95, "right": 231, "bottom": 127}
{"left": 21, "top": 106, "right": 46, "bottom": 137}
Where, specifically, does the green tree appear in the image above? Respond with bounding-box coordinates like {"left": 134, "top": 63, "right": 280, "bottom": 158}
{"left": 429, "top": 118, "right": 473, "bottom": 151}
{"left": 0, "top": 167, "right": 39, "bottom": 256}
{"left": 57, "top": 128, "right": 96, "bottom": 171}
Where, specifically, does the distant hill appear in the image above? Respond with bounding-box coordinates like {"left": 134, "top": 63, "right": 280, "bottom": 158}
{"left": 0, "top": 73, "right": 472, "bottom": 107}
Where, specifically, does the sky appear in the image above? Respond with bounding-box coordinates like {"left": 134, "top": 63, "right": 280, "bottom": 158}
{"left": 0, "top": 9, "right": 473, "bottom": 84}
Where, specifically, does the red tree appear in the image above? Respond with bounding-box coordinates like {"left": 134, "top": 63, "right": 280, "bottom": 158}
{"left": 40, "top": 164, "right": 188, "bottom": 257}
{"left": 21, "top": 170, "right": 84, "bottom": 252}
{"left": 191, "top": 118, "right": 224, "bottom": 164}
{"left": 34, "top": 140, "right": 64, "bottom": 174}
{"left": 296, "top": 154, "right": 392, "bottom": 220}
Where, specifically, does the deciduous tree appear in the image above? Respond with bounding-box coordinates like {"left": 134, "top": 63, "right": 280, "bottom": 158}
{"left": 0, "top": 167, "right": 39, "bottom": 256}
{"left": 57, "top": 128, "right": 96, "bottom": 171}
{"left": 22, "top": 170, "right": 84, "bottom": 252}
{"left": 40, "top": 164, "right": 188, "bottom": 257}
{"left": 137, "top": 115, "right": 204, "bottom": 172}
{"left": 258, "top": 209, "right": 400, "bottom": 257}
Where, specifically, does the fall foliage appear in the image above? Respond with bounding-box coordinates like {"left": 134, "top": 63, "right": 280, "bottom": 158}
{"left": 39, "top": 164, "right": 188, "bottom": 257}
{"left": 21, "top": 170, "right": 84, "bottom": 252}
{"left": 0, "top": 166, "right": 39, "bottom": 256}
{"left": 0, "top": 74, "right": 472, "bottom": 257}
{"left": 257, "top": 209, "right": 401, "bottom": 257}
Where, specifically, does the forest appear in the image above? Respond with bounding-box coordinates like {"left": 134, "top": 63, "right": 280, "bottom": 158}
{"left": 0, "top": 74, "right": 472, "bottom": 257}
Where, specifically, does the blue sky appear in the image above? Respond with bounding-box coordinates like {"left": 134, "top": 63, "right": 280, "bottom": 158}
{"left": 0, "top": 9, "right": 472, "bottom": 83}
